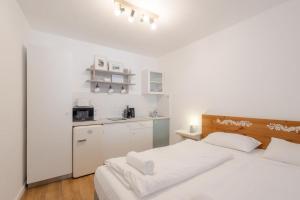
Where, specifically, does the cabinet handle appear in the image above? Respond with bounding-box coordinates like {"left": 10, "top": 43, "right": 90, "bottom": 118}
{"left": 77, "top": 139, "right": 87, "bottom": 142}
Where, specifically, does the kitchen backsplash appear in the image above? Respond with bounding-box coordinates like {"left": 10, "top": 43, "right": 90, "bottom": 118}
{"left": 73, "top": 92, "right": 167, "bottom": 119}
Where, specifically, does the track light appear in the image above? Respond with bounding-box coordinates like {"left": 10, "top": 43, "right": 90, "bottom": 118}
{"left": 113, "top": 0, "right": 159, "bottom": 30}
{"left": 128, "top": 9, "right": 135, "bottom": 23}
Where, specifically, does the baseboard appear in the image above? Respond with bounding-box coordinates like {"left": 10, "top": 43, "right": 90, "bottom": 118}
{"left": 15, "top": 184, "right": 25, "bottom": 200}
{"left": 27, "top": 174, "right": 72, "bottom": 188}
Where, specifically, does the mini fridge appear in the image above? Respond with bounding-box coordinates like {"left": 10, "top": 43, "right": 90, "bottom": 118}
{"left": 73, "top": 125, "right": 103, "bottom": 178}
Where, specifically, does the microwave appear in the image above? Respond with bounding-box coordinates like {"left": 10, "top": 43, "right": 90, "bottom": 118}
{"left": 73, "top": 106, "right": 94, "bottom": 122}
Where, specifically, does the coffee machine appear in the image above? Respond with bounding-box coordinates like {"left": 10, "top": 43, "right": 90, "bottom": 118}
{"left": 123, "top": 105, "right": 135, "bottom": 119}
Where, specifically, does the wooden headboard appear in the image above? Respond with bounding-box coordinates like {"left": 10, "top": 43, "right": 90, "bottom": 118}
{"left": 202, "top": 114, "right": 300, "bottom": 149}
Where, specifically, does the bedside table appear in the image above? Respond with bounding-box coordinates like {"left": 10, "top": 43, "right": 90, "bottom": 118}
{"left": 176, "top": 130, "right": 201, "bottom": 141}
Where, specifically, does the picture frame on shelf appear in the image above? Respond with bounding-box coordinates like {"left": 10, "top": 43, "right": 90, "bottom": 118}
{"left": 94, "top": 56, "right": 108, "bottom": 71}
{"left": 109, "top": 61, "right": 123, "bottom": 73}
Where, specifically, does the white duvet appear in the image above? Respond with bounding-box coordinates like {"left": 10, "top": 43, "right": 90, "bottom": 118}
{"left": 105, "top": 139, "right": 232, "bottom": 197}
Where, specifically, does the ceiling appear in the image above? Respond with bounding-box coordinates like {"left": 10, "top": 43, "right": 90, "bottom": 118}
{"left": 17, "top": 0, "right": 288, "bottom": 57}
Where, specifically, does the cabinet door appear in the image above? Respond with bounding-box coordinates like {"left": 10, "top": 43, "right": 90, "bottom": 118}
{"left": 102, "top": 123, "right": 131, "bottom": 161}
{"left": 128, "top": 121, "right": 153, "bottom": 152}
{"left": 153, "top": 119, "right": 170, "bottom": 148}
{"left": 142, "top": 70, "right": 164, "bottom": 94}
{"left": 27, "top": 45, "right": 72, "bottom": 184}
{"left": 130, "top": 128, "right": 153, "bottom": 152}
{"left": 73, "top": 125, "right": 103, "bottom": 178}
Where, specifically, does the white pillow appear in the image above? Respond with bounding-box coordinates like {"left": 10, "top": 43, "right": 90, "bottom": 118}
{"left": 203, "top": 132, "right": 261, "bottom": 152}
{"left": 263, "top": 138, "right": 300, "bottom": 166}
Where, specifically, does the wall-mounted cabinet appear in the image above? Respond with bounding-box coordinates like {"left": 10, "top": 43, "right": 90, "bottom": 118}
{"left": 142, "top": 70, "right": 164, "bottom": 95}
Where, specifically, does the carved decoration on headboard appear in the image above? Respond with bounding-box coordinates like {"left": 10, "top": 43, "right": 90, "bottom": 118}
{"left": 267, "top": 123, "right": 300, "bottom": 134}
{"left": 216, "top": 119, "right": 253, "bottom": 127}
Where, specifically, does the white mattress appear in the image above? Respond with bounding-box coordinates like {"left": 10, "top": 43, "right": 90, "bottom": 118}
{"left": 94, "top": 141, "right": 300, "bottom": 200}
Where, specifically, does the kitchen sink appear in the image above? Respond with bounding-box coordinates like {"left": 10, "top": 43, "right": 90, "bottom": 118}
{"left": 107, "top": 117, "right": 128, "bottom": 121}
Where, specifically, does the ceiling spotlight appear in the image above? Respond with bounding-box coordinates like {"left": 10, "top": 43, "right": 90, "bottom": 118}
{"left": 114, "top": 1, "right": 125, "bottom": 16}
{"left": 142, "top": 15, "right": 150, "bottom": 23}
{"left": 128, "top": 9, "right": 135, "bottom": 23}
{"left": 150, "top": 18, "right": 157, "bottom": 30}
{"left": 114, "top": 2, "right": 121, "bottom": 16}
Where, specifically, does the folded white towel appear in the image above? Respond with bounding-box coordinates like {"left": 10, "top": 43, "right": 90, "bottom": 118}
{"left": 126, "top": 151, "right": 155, "bottom": 175}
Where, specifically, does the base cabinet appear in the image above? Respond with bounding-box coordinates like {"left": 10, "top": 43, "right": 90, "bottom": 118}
{"left": 101, "top": 121, "right": 153, "bottom": 162}
{"left": 153, "top": 119, "right": 170, "bottom": 148}
{"left": 101, "top": 123, "right": 132, "bottom": 163}
{"left": 72, "top": 120, "right": 154, "bottom": 177}
{"left": 128, "top": 121, "right": 153, "bottom": 152}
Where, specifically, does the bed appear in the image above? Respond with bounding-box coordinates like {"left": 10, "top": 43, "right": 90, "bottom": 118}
{"left": 94, "top": 114, "right": 300, "bottom": 200}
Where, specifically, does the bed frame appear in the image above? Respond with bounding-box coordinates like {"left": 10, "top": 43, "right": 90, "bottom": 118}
{"left": 202, "top": 114, "right": 300, "bottom": 149}
{"left": 94, "top": 114, "right": 300, "bottom": 199}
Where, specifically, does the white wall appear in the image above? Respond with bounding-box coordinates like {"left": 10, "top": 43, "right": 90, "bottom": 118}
{"left": 0, "top": 0, "right": 29, "bottom": 199}
{"left": 28, "top": 31, "right": 163, "bottom": 118}
{"left": 28, "top": 31, "right": 158, "bottom": 94}
{"left": 72, "top": 92, "right": 158, "bottom": 119}
{"left": 159, "top": 0, "right": 300, "bottom": 144}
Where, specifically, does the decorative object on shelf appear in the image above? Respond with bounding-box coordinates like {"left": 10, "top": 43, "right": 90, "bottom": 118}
{"left": 123, "top": 68, "right": 129, "bottom": 74}
{"left": 121, "top": 85, "right": 127, "bottom": 94}
{"left": 94, "top": 83, "right": 100, "bottom": 93}
{"left": 216, "top": 118, "right": 253, "bottom": 127}
{"left": 109, "top": 61, "right": 123, "bottom": 73}
{"left": 94, "top": 56, "right": 108, "bottom": 71}
{"left": 113, "top": 0, "right": 159, "bottom": 30}
{"left": 267, "top": 123, "right": 300, "bottom": 134}
{"left": 104, "top": 77, "right": 111, "bottom": 82}
{"left": 108, "top": 85, "right": 114, "bottom": 94}
{"left": 112, "top": 74, "right": 124, "bottom": 83}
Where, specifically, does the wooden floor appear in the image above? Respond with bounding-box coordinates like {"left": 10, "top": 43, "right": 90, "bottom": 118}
{"left": 22, "top": 175, "right": 95, "bottom": 200}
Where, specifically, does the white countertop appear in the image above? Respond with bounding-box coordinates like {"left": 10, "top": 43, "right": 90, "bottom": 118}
{"left": 72, "top": 116, "right": 169, "bottom": 127}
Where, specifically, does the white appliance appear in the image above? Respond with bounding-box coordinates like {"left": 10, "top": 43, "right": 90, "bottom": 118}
{"left": 27, "top": 45, "right": 72, "bottom": 184}
{"left": 73, "top": 125, "right": 104, "bottom": 178}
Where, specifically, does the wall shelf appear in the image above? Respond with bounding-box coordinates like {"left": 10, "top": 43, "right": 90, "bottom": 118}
{"left": 87, "top": 66, "right": 135, "bottom": 93}
{"left": 86, "top": 68, "right": 136, "bottom": 76}
{"left": 87, "top": 80, "right": 135, "bottom": 86}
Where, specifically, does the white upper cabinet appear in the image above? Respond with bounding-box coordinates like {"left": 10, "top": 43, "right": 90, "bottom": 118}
{"left": 27, "top": 45, "right": 72, "bottom": 184}
{"left": 142, "top": 70, "right": 164, "bottom": 95}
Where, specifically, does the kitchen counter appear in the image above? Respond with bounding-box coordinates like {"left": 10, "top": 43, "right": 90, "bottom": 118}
{"left": 72, "top": 116, "right": 169, "bottom": 127}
